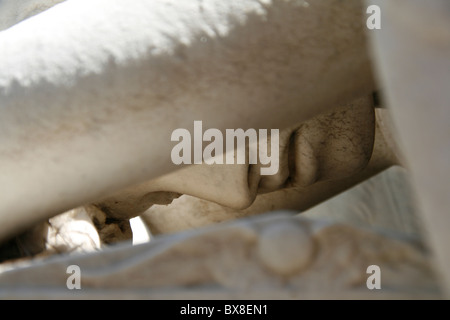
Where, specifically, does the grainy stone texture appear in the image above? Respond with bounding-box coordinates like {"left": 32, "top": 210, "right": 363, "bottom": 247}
{"left": 0, "top": 212, "right": 440, "bottom": 299}
{"left": 0, "top": 167, "right": 441, "bottom": 299}
{"left": 0, "top": 0, "right": 448, "bottom": 299}
{"left": 98, "top": 95, "right": 376, "bottom": 219}
{"left": 0, "top": 0, "right": 375, "bottom": 243}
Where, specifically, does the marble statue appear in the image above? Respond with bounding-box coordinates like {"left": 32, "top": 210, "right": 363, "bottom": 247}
{"left": 0, "top": 0, "right": 449, "bottom": 299}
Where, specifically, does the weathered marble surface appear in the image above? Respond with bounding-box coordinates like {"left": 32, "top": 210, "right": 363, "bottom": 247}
{"left": 141, "top": 107, "right": 399, "bottom": 235}
{"left": 0, "top": 213, "right": 441, "bottom": 299}
{"left": 98, "top": 95, "right": 376, "bottom": 220}
{"left": 0, "top": 167, "right": 441, "bottom": 299}
{"left": 0, "top": 0, "right": 375, "bottom": 243}
{"left": 0, "top": 0, "right": 448, "bottom": 299}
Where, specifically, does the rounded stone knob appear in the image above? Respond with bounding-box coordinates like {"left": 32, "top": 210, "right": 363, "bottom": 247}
{"left": 257, "top": 220, "right": 315, "bottom": 276}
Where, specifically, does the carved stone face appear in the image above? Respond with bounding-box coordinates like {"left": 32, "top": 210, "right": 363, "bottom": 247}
{"left": 95, "top": 95, "right": 376, "bottom": 224}
{"left": 0, "top": 0, "right": 376, "bottom": 244}
{"left": 0, "top": 93, "right": 381, "bottom": 261}
{"left": 1, "top": 0, "right": 446, "bottom": 300}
